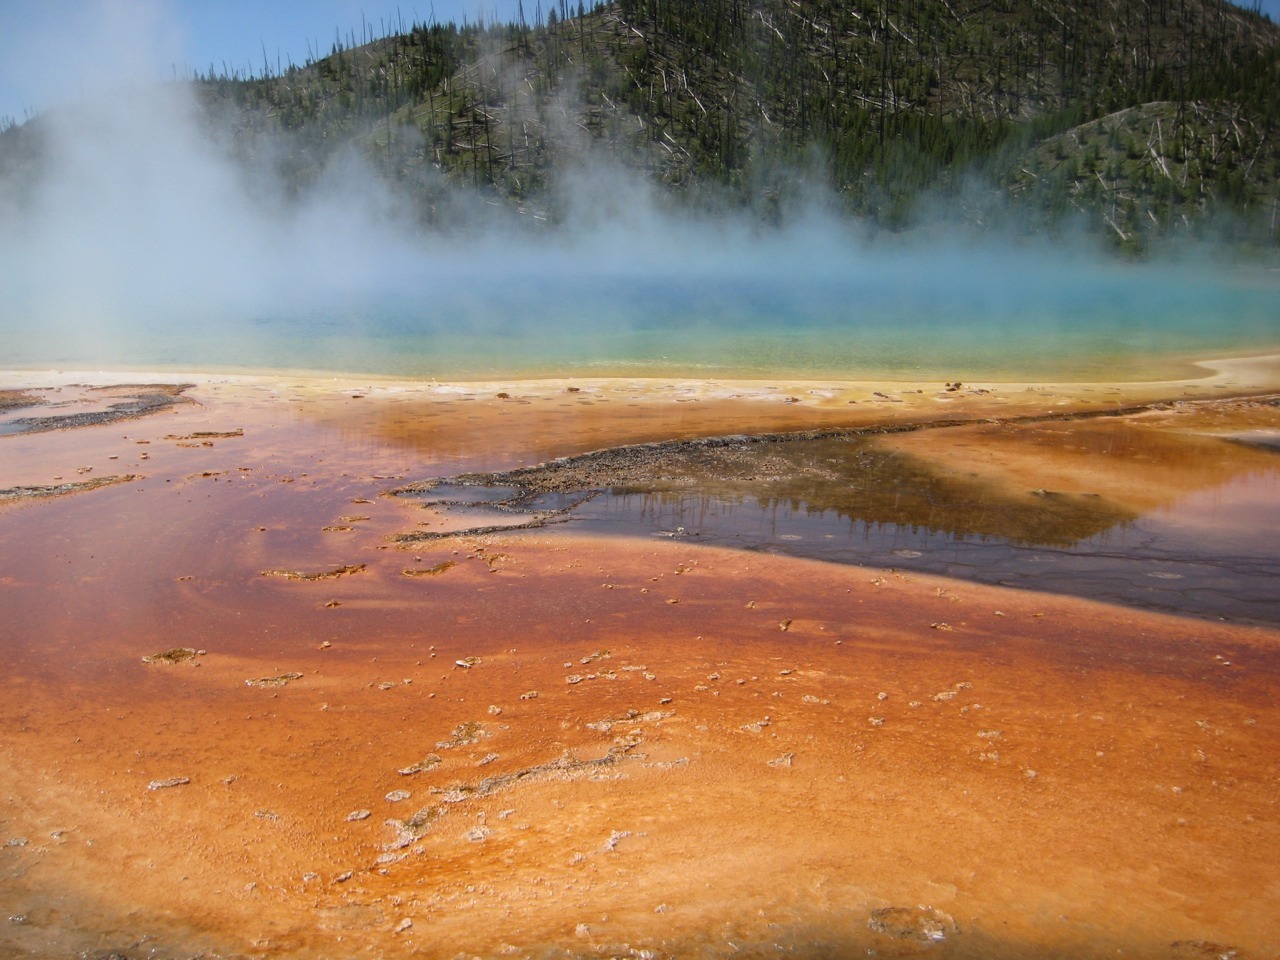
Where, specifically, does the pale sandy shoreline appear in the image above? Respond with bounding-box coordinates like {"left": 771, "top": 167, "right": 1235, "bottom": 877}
{"left": 0, "top": 350, "right": 1276, "bottom": 456}
{"left": 3, "top": 349, "right": 1279, "bottom": 396}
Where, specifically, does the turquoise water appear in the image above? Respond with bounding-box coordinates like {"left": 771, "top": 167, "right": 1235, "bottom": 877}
{"left": 3, "top": 244, "right": 1278, "bottom": 381}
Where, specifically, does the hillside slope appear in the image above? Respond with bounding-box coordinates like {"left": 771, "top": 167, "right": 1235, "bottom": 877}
{"left": 7, "top": 0, "right": 1279, "bottom": 249}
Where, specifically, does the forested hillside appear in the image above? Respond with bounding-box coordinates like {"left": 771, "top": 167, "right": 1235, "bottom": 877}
{"left": 7, "top": 0, "right": 1280, "bottom": 249}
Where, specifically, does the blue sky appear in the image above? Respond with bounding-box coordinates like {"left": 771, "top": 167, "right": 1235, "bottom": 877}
{"left": 162, "top": 1, "right": 531, "bottom": 76}
{"left": 0, "top": 0, "right": 527, "bottom": 123}
{"left": 2, "top": 0, "right": 1278, "bottom": 126}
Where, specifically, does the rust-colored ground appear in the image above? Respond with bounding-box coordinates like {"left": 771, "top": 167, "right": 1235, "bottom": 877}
{"left": 1, "top": 364, "right": 1279, "bottom": 960}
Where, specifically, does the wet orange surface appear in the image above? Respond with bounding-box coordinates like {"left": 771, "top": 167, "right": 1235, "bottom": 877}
{"left": 2, "top": 368, "right": 1280, "bottom": 959}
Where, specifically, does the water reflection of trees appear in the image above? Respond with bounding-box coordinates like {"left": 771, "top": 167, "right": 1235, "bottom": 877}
{"left": 591, "top": 438, "right": 1138, "bottom": 549}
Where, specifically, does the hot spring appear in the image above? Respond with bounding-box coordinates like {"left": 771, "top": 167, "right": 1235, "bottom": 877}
{"left": 3, "top": 239, "right": 1278, "bottom": 381}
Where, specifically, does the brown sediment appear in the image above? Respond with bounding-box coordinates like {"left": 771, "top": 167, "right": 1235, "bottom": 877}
{"left": 165, "top": 429, "right": 245, "bottom": 440}
{"left": 0, "top": 388, "right": 45, "bottom": 412}
{"left": 402, "top": 560, "right": 457, "bottom": 576}
{"left": 389, "top": 515, "right": 573, "bottom": 544}
{"left": 244, "top": 672, "right": 304, "bottom": 688}
{"left": 141, "top": 647, "right": 200, "bottom": 664}
{"left": 261, "top": 563, "right": 367, "bottom": 580}
{"left": 0, "top": 383, "right": 193, "bottom": 434}
{"left": 0, "top": 474, "right": 140, "bottom": 503}
{"left": 1, "top": 365, "right": 1279, "bottom": 960}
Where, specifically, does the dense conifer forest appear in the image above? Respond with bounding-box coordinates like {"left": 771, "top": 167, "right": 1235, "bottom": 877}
{"left": 4, "top": 0, "right": 1278, "bottom": 250}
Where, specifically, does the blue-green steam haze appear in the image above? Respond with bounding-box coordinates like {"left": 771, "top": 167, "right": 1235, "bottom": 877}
{"left": 1, "top": 66, "right": 1278, "bottom": 381}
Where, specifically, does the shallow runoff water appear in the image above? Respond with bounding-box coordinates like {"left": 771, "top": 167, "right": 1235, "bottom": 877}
{"left": 575, "top": 470, "right": 1280, "bottom": 625}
